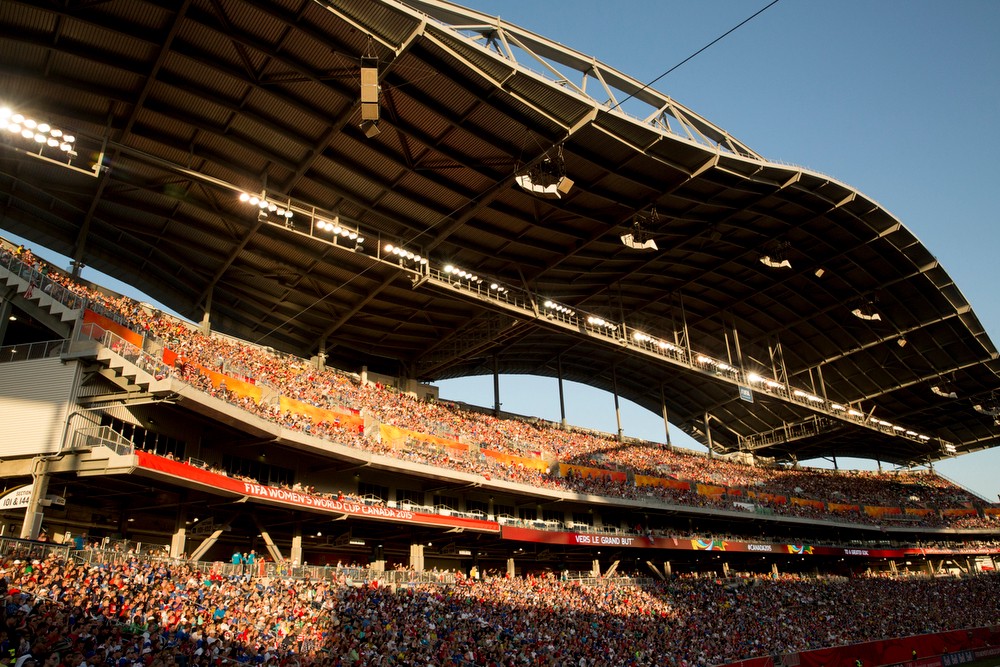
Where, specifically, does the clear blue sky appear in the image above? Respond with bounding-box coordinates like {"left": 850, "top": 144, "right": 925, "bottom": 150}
{"left": 434, "top": 0, "right": 1000, "bottom": 501}
{"left": 4, "top": 1, "right": 999, "bottom": 500}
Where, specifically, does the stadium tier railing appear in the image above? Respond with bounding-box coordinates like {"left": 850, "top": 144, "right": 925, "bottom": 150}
{"left": 4, "top": 249, "right": 990, "bottom": 530}
{"left": 0, "top": 247, "right": 88, "bottom": 311}
{"left": 69, "top": 425, "right": 135, "bottom": 456}
{"left": 0, "top": 536, "right": 71, "bottom": 563}
{"left": 0, "top": 339, "right": 65, "bottom": 364}
{"left": 71, "top": 544, "right": 462, "bottom": 586}
{"left": 63, "top": 320, "right": 998, "bottom": 532}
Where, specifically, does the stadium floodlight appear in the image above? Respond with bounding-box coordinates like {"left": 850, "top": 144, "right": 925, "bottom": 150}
{"left": 792, "top": 389, "right": 823, "bottom": 403}
{"left": 973, "top": 400, "right": 1000, "bottom": 417}
{"left": 622, "top": 208, "right": 659, "bottom": 250}
{"left": 317, "top": 216, "right": 365, "bottom": 250}
{"left": 851, "top": 307, "right": 881, "bottom": 321}
{"left": 515, "top": 146, "right": 573, "bottom": 199}
{"left": 542, "top": 300, "right": 575, "bottom": 318}
{"left": 2, "top": 107, "right": 76, "bottom": 154}
{"left": 239, "top": 192, "right": 293, "bottom": 219}
{"left": 759, "top": 255, "right": 791, "bottom": 269}
{"left": 385, "top": 244, "right": 427, "bottom": 265}
{"left": 930, "top": 384, "right": 958, "bottom": 400}
{"left": 851, "top": 297, "right": 881, "bottom": 322}
{"left": 443, "top": 263, "right": 482, "bottom": 286}
{"left": 759, "top": 241, "right": 792, "bottom": 269}
{"left": 621, "top": 233, "right": 658, "bottom": 251}
{"left": 585, "top": 315, "right": 618, "bottom": 332}
{"left": 1, "top": 106, "right": 100, "bottom": 176}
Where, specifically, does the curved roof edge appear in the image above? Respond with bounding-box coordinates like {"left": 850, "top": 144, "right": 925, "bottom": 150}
{"left": 341, "top": 0, "right": 762, "bottom": 158}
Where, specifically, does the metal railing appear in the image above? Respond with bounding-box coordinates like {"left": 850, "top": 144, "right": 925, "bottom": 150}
{"left": 0, "top": 536, "right": 71, "bottom": 563}
{"left": 73, "top": 546, "right": 463, "bottom": 586}
{"left": 69, "top": 425, "right": 135, "bottom": 456}
{"left": 79, "top": 322, "right": 175, "bottom": 381}
{"left": 0, "top": 248, "right": 88, "bottom": 311}
{"left": 0, "top": 339, "right": 65, "bottom": 364}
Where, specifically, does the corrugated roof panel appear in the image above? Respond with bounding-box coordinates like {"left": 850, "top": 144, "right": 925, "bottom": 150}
{"left": 0, "top": 2, "right": 57, "bottom": 34}
{"left": 57, "top": 17, "right": 165, "bottom": 64}
{"left": 160, "top": 57, "right": 254, "bottom": 110}
{"left": 49, "top": 50, "right": 145, "bottom": 98}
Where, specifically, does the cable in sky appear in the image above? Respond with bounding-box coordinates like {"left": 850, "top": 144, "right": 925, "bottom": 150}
{"left": 609, "top": 0, "right": 781, "bottom": 112}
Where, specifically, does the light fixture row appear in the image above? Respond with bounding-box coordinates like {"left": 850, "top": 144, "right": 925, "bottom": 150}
{"left": 632, "top": 331, "right": 678, "bottom": 353}
{"left": 233, "top": 184, "right": 934, "bottom": 445}
{"left": 384, "top": 244, "right": 427, "bottom": 265}
{"left": 743, "top": 371, "right": 934, "bottom": 441}
{"left": 238, "top": 192, "right": 294, "bottom": 218}
{"left": 543, "top": 300, "right": 575, "bottom": 317}
{"left": 1, "top": 107, "right": 76, "bottom": 153}
{"left": 318, "top": 218, "right": 364, "bottom": 244}
{"left": 444, "top": 264, "right": 481, "bottom": 283}
{"left": 696, "top": 354, "right": 737, "bottom": 375}
{"left": 586, "top": 316, "right": 618, "bottom": 331}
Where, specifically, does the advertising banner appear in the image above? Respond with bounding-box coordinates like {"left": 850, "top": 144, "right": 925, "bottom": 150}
{"left": 135, "top": 451, "right": 498, "bottom": 532}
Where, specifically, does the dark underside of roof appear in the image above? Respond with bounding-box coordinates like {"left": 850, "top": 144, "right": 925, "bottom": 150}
{"left": 1, "top": 0, "right": 998, "bottom": 465}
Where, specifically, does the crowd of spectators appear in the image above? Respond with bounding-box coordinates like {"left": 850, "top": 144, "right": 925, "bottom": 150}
{"left": 3, "top": 552, "right": 1000, "bottom": 667}
{"left": 2, "top": 242, "right": 998, "bottom": 532}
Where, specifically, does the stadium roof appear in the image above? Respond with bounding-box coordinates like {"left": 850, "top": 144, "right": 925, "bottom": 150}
{"left": 1, "top": 0, "right": 999, "bottom": 465}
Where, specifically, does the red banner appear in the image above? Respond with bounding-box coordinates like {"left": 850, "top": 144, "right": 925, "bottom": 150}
{"left": 135, "top": 451, "right": 498, "bottom": 532}
{"left": 792, "top": 627, "right": 1000, "bottom": 667}
{"left": 498, "top": 527, "right": 1000, "bottom": 558}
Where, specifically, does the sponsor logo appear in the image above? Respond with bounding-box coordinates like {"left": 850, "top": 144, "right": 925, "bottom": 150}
{"left": 692, "top": 539, "right": 727, "bottom": 551}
